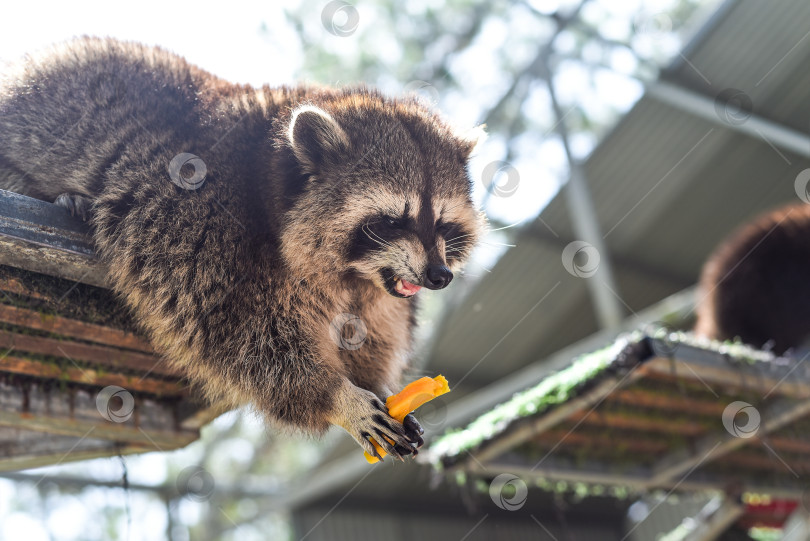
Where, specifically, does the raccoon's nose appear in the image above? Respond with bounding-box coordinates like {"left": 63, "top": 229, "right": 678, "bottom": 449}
{"left": 424, "top": 265, "right": 453, "bottom": 290}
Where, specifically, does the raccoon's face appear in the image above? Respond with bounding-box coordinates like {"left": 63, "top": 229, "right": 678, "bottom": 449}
{"left": 280, "top": 95, "right": 484, "bottom": 298}
{"left": 346, "top": 192, "right": 479, "bottom": 298}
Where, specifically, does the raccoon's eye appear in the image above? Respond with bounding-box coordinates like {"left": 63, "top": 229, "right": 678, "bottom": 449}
{"left": 436, "top": 221, "right": 459, "bottom": 238}
{"left": 383, "top": 216, "right": 403, "bottom": 228}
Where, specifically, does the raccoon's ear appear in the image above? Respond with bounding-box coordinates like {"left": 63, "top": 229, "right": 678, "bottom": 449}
{"left": 287, "top": 105, "right": 350, "bottom": 174}
{"left": 456, "top": 124, "right": 487, "bottom": 158}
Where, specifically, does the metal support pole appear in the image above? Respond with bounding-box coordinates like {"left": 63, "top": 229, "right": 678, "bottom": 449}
{"left": 648, "top": 81, "right": 810, "bottom": 158}
{"left": 544, "top": 55, "right": 624, "bottom": 329}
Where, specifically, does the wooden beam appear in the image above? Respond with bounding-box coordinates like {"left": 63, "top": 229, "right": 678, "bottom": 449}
{"left": 0, "top": 409, "right": 198, "bottom": 449}
{"left": 649, "top": 397, "right": 810, "bottom": 486}
{"left": 466, "top": 370, "right": 647, "bottom": 466}
{"left": 642, "top": 354, "right": 810, "bottom": 399}
{"left": 0, "top": 303, "right": 152, "bottom": 353}
{"left": 0, "top": 354, "right": 185, "bottom": 396}
{"left": 565, "top": 409, "right": 707, "bottom": 437}
{"left": 178, "top": 402, "right": 228, "bottom": 430}
{"left": 477, "top": 461, "right": 807, "bottom": 499}
{"left": 0, "top": 189, "right": 107, "bottom": 287}
{"left": 531, "top": 428, "right": 670, "bottom": 455}
{"left": 0, "top": 276, "right": 52, "bottom": 301}
{"left": 0, "top": 329, "right": 178, "bottom": 377}
{"left": 722, "top": 449, "right": 810, "bottom": 474}
{"left": 607, "top": 388, "right": 727, "bottom": 417}
{"left": 0, "top": 444, "right": 153, "bottom": 472}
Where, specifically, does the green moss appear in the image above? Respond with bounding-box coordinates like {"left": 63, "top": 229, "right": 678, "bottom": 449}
{"left": 429, "top": 335, "right": 640, "bottom": 463}
{"left": 651, "top": 326, "right": 775, "bottom": 365}
{"left": 0, "top": 264, "right": 140, "bottom": 331}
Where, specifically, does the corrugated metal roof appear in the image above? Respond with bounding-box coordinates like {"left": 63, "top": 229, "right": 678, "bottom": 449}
{"left": 428, "top": 0, "right": 810, "bottom": 386}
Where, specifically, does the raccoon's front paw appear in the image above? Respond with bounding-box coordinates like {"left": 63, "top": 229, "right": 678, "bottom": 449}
{"left": 333, "top": 385, "right": 420, "bottom": 461}
{"left": 54, "top": 193, "right": 93, "bottom": 221}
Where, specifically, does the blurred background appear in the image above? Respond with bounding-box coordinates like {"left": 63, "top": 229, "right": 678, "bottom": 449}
{"left": 3, "top": 0, "right": 810, "bottom": 539}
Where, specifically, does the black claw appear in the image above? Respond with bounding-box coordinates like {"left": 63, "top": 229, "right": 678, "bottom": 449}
{"left": 393, "top": 443, "right": 414, "bottom": 457}
{"left": 372, "top": 429, "right": 400, "bottom": 457}
{"left": 403, "top": 414, "right": 424, "bottom": 436}
{"left": 364, "top": 437, "right": 383, "bottom": 461}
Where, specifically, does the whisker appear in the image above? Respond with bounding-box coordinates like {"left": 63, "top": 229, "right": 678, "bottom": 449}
{"left": 486, "top": 217, "right": 528, "bottom": 233}
{"left": 477, "top": 241, "right": 516, "bottom": 248}
{"left": 362, "top": 223, "right": 395, "bottom": 249}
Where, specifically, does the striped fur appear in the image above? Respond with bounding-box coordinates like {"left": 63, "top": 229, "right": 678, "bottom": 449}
{"left": 0, "top": 37, "right": 483, "bottom": 455}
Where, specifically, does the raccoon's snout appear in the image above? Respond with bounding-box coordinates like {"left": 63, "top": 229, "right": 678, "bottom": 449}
{"left": 424, "top": 264, "right": 453, "bottom": 290}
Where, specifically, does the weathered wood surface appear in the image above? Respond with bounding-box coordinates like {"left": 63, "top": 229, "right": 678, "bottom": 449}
{"left": 0, "top": 189, "right": 219, "bottom": 470}
{"left": 0, "top": 354, "right": 185, "bottom": 395}
{"left": 0, "top": 189, "right": 107, "bottom": 287}
{"left": 447, "top": 336, "right": 810, "bottom": 498}
{"left": 0, "top": 330, "right": 178, "bottom": 377}
{"left": 0, "top": 303, "right": 153, "bottom": 352}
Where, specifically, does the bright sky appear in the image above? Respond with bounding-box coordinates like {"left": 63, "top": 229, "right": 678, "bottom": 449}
{"left": 0, "top": 1, "right": 304, "bottom": 86}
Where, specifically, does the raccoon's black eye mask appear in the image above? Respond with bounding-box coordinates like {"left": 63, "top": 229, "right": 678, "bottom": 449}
{"left": 383, "top": 215, "right": 405, "bottom": 228}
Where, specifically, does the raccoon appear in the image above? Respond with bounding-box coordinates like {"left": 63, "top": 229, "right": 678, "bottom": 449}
{"left": 0, "top": 37, "right": 484, "bottom": 460}
{"left": 695, "top": 203, "right": 810, "bottom": 355}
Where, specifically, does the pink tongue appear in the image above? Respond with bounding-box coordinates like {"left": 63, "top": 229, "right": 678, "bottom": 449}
{"left": 400, "top": 279, "right": 422, "bottom": 295}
